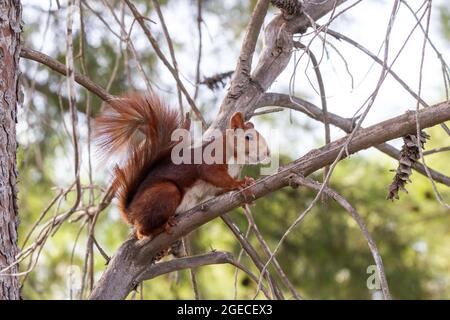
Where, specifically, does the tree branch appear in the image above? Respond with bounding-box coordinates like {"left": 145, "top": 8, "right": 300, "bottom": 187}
{"left": 227, "top": 0, "right": 270, "bottom": 100}
{"left": 208, "top": 0, "right": 348, "bottom": 133}
{"left": 325, "top": 27, "right": 450, "bottom": 136}
{"left": 138, "top": 251, "right": 226, "bottom": 280}
{"left": 123, "top": 0, "right": 206, "bottom": 128}
{"left": 292, "top": 175, "right": 391, "bottom": 300}
{"left": 221, "top": 214, "right": 284, "bottom": 300}
{"left": 242, "top": 205, "right": 302, "bottom": 299}
{"left": 136, "top": 250, "right": 271, "bottom": 299}
{"left": 20, "top": 47, "right": 114, "bottom": 101}
{"left": 258, "top": 93, "right": 450, "bottom": 186}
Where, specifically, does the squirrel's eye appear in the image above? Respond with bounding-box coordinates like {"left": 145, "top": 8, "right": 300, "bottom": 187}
{"left": 245, "top": 133, "right": 253, "bottom": 140}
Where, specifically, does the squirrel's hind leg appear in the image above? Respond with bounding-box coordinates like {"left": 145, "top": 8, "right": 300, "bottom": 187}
{"left": 130, "top": 181, "right": 182, "bottom": 239}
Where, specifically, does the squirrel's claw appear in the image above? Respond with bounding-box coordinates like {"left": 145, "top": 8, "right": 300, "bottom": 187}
{"left": 239, "top": 176, "right": 256, "bottom": 205}
{"left": 164, "top": 216, "right": 177, "bottom": 234}
{"left": 243, "top": 176, "right": 255, "bottom": 186}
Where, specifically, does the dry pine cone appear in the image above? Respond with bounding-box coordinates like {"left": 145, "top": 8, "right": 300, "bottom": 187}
{"left": 200, "top": 71, "right": 233, "bottom": 91}
{"left": 387, "top": 131, "right": 430, "bottom": 200}
{"left": 271, "top": 0, "right": 303, "bottom": 16}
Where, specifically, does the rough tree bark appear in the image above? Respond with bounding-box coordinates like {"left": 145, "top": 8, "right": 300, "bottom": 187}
{"left": 0, "top": 0, "right": 22, "bottom": 300}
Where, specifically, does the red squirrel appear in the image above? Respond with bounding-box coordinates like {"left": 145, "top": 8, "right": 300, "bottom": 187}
{"left": 94, "top": 92, "right": 270, "bottom": 239}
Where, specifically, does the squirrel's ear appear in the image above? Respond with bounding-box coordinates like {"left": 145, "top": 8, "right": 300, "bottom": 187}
{"left": 230, "top": 112, "right": 245, "bottom": 129}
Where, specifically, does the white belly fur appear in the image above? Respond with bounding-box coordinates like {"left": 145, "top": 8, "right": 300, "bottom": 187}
{"left": 175, "top": 164, "right": 242, "bottom": 213}
{"left": 227, "top": 163, "right": 242, "bottom": 179}
{"left": 175, "top": 180, "right": 219, "bottom": 213}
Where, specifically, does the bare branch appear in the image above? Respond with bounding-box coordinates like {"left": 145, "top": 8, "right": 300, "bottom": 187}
{"left": 151, "top": 0, "right": 184, "bottom": 115}
{"left": 209, "top": 0, "right": 348, "bottom": 132}
{"left": 20, "top": 47, "right": 114, "bottom": 101}
{"left": 227, "top": 0, "right": 270, "bottom": 100}
{"left": 137, "top": 251, "right": 230, "bottom": 281}
{"left": 258, "top": 93, "right": 450, "bottom": 187}
{"left": 243, "top": 205, "right": 302, "bottom": 299}
{"left": 423, "top": 146, "right": 450, "bottom": 156}
{"left": 194, "top": 0, "right": 203, "bottom": 100}
{"left": 294, "top": 41, "right": 331, "bottom": 187}
{"left": 65, "top": 0, "right": 82, "bottom": 213}
{"left": 221, "top": 214, "right": 283, "bottom": 300}
{"left": 292, "top": 175, "right": 392, "bottom": 300}
{"left": 123, "top": 0, "right": 206, "bottom": 127}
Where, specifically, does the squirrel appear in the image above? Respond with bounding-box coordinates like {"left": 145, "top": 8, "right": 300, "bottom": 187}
{"left": 94, "top": 91, "right": 270, "bottom": 240}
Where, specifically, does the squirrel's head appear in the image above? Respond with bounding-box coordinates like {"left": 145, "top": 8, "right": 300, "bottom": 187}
{"left": 227, "top": 112, "right": 270, "bottom": 165}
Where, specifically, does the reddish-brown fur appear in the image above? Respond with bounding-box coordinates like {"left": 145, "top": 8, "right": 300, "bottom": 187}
{"left": 94, "top": 92, "right": 254, "bottom": 239}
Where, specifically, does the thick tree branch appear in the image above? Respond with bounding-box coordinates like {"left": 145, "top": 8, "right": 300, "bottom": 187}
{"left": 258, "top": 93, "right": 450, "bottom": 186}
{"left": 227, "top": 0, "right": 270, "bottom": 100}
{"left": 288, "top": 0, "right": 346, "bottom": 33}
{"left": 208, "top": 0, "right": 348, "bottom": 133}
{"left": 137, "top": 250, "right": 271, "bottom": 299}
{"left": 138, "top": 251, "right": 219, "bottom": 278}
{"left": 137, "top": 251, "right": 233, "bottom": 281}
{"left": 89, "top": 100, "right": 450, "bottom": 300}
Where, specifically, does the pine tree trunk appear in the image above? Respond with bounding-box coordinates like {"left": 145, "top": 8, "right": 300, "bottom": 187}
{"left": 0, "top": 0, "right": 22, "bottom": 300}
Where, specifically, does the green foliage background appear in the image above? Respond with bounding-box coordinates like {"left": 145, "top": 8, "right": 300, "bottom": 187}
{"left": 16, "top": 0, "right": 449, "bottom": 299}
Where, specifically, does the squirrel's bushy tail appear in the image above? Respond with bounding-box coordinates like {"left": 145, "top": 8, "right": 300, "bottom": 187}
{"left": 94, "top": 92, "right": 184, "bottom": 215}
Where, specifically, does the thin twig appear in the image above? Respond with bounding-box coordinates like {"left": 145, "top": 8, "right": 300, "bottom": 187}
{"left": 326, "top": 27, "right": 450, "bottom": 136}
{"left": 423, "top": 146, "right": 450, "bottom": 156}
{"left": 20, "top": 47, "right": 114, "bottom": 101}
{"left": 221, "top": 214, "right": 283, "bottom": 300}
{"left": 124, "top": 0, "right": 206, "bottom": 127}
{"left": 194, "top": 0, "right": 203, "bottom": 100}
{"left": 96, "top": 0, "right": 153, "bottom": 91}
{"left": 65, "top": 0, "right": 82, "bottom": 212}
{"left": 151, "top": 0, "right": 184, "bottom": 116}
{"left": 292, "top": 175, "right": 392, "bottom": 300}
{"left": 243, "top": 205, "right": 302, "bottom": 299}
{"left": 294, "top": 42, "right": 330, "bottom": 190}
{"left": 413, "top": 0, "right": 450, "bottom": 209}
{"left": 232, "top": 221, "right": 252, "bottom": 300}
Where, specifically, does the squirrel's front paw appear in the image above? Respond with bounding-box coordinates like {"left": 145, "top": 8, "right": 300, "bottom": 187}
{"left": 243, "top": 176, "right": 255, "bottom": 187}
{"left": 136, "top": 229, "right": 150, "bottom": 240}
{"left": 164, "top": 216, "right": 177, "bottom": 234}
{"left": 239, "top": 176, "right": 256, "bottom": 205}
